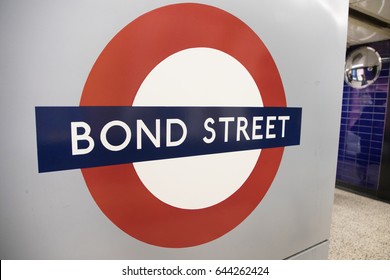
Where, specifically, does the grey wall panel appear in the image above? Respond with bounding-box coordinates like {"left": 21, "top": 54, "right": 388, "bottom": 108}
{"left": 0, "top": 0, "right": 349, "bottom": 259}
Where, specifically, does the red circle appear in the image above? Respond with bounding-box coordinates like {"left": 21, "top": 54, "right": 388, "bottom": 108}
{"left": 80, "top": 3, "right": 286, "bottom": 247}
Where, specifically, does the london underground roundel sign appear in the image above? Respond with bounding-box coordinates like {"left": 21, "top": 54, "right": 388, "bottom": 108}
{"left": 82, "top": 3, "right": 284, "bottom": 247}
{"left": 35, "top": 3, "right": 302, "bottom": 248}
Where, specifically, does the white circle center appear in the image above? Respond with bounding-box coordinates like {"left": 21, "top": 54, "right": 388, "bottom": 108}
{"left": 133, "top": 47, "right": 262, "bottom": 209}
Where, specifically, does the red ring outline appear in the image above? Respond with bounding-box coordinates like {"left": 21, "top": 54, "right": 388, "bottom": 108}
{"left": 80, "top": 3, "right": 286, "bottom": 248}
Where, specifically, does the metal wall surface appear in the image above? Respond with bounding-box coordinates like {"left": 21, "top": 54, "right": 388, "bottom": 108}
{"left": 287, "top": 241, "right": 329, "bottom": 260}
{"left": 0, "top": 0, "right": 349, "bottom": 259}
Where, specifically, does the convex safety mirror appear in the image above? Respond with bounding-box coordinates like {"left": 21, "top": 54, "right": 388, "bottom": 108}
{"left": 344, "top": 46, "right": 382, "bottom": 89}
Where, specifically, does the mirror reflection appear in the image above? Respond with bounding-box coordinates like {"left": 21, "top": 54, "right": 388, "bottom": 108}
{"left": 344, "top": 46, "right": 382, "bottom": 89}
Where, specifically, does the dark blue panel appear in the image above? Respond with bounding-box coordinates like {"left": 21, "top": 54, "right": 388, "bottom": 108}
{"left": 36, "top": 106, "right": 302, "bottom": 173}
{"left": 379, "top": 68, "right": 389, "bottom": 76}
{"left": 359, "top": 126, "right": 372, "bottom": 134}
{"left": 373, "top": 113, "right": 385, "bottom": 120}
{"left": 359, "top": 119, "right": 373, "bottom": 126}
{"left": 372, "top": 135, "right": 384, "bottom": 142}
{"left": 374, "top": 92, "right": 387, "bottom": 99}
{"left": 359, "top": 112, "right": 373, "bottom": 120}
{"left": 372, "top": 126, "right": 384, "bottom": 135}
{"left": 371, "top": 141, "right": 383, "bottom": 149}
{"left": 369, "top": 154, "right": 381, "bottom": 164}
{"left": 376, "top": 77, "right": 389, "bottom": 84}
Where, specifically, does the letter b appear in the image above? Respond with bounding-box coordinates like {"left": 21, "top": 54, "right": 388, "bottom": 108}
{"left": 71, "top": 122, "right": 95, "bottom": 155}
